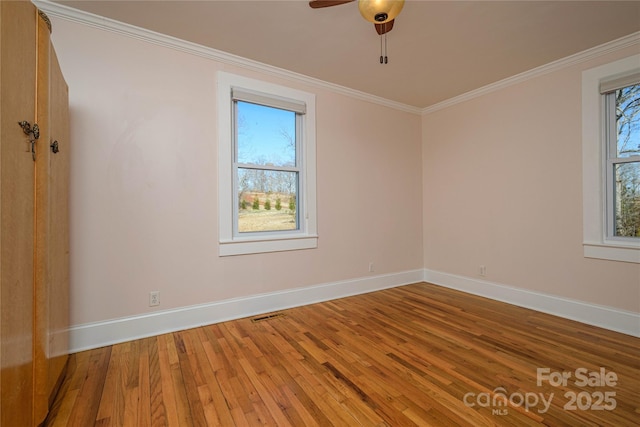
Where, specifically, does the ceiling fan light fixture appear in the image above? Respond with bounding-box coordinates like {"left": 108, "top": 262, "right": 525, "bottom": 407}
{"left": 374, "top": 13, "right": 388, "bottom": 22}
{"left": 358, "top": 0, "right": 404, "bottom": 24}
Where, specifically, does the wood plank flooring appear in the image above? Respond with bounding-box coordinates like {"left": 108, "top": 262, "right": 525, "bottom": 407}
{"left": 44, "top": 282, "right": 640, "bottom": 426}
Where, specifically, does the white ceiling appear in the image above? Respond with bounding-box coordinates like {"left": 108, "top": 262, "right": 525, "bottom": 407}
{"left": 57, "top": 0, "right": 640, "bottom": 109}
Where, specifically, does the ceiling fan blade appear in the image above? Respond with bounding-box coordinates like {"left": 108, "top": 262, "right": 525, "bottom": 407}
{"left": 309, "top": 0, "right": 354, "bottom": 9}
{"left": 375, "top": 19, "right": 395, "bottom": 35}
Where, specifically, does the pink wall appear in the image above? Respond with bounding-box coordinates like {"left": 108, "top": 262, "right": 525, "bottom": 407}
{"left": 50, "top": 18, "right": 423, "bottom": 326}
{"left": 422, "top": 47, "right": 640, "bottom": 313}
{"left": 50, "top": 14, "right": 638, "bottom": 331}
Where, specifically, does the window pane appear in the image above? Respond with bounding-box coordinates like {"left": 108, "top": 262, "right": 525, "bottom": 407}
{"left": 616, "top": 84, "right": 640, "bottom": 158}
{"left": 238, "top": 168, "right": 298, "bottom": 233}
{"left": 236, "top": 101, "right": 296, "bottom": 167}
{"left": 614, "top": 162, "right": 640, "bottom": 237}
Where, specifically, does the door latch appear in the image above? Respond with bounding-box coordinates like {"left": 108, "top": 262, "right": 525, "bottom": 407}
{"left": 18, "top": 121, "right": 39, "bottom": 161}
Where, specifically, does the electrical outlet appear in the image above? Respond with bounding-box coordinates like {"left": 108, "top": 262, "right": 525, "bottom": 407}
{"left": 369, "top": 262, "right": 374, "bottom": 273}
{"left": 479, "top": 265, "right": 486, "bottom": 277}
{"left": 149, "top": 291, "right": 160, "bottom": 307}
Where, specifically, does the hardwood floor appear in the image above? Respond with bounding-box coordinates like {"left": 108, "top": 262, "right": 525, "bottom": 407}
{"left": 45, "top": 282, "right": 640, "bottom": 426}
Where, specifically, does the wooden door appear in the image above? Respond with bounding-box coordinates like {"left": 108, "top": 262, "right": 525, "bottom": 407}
{"left": 34, "top": 12, "right": 52, "bottom": 423}
{"left": 33, "top": 10, "right": 70, "bottom": 425}
{"left": 45, "top": 35, "right": 70, "bottom": 414}
{"left": 0, "top": 2, "right": 37, "bottom": 426}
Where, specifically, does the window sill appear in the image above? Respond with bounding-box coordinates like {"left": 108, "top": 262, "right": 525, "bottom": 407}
{"left": 583, "top": 242, "right": 640, "bottom": 264}
{"left": 219, "top": 235, "right": 318, "bottom": 256}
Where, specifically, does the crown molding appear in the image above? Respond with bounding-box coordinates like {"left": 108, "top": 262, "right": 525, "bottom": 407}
{"left": 31, "top": 1, "right": 640, "bottom": 118}
{"left": 422, "top": 31, "right": 640, "bottom": 115}
{"left": 32, "top": 0, "right": 422, "bottom": 115}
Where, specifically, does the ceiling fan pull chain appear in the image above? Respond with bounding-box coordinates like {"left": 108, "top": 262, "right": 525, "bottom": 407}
{"left": 384, "top": 32, "right": 388, "bottom": 64}
{"left": 379, "top": 25, "right": 389, "bottom": 64}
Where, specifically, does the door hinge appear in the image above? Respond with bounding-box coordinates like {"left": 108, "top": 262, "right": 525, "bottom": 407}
{"left": 18, "top": 121, "right": 39, "bottom": 161}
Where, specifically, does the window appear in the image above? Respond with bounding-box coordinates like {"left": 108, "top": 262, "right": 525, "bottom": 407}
{"left": 582, "top": 55, "right": 640, "bottom": 263}
{"left": 604, "top": 81, "right": 640, "bottom": 240}
{"left": 217, "top": 72, "right": 317, "bottom": 256}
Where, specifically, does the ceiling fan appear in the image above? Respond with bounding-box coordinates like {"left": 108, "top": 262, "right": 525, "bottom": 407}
{"left": 309, "top": 0, "right": 405, "bottom": 35}
{"left": 309, "top": 0, "right": 405, "bottom": 63}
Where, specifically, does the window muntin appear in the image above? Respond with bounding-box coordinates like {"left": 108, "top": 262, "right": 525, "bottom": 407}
{"left": 605, "top": 84, "right": 640, "bottom": 240}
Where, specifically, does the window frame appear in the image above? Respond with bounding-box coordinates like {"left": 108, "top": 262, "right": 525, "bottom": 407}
{"left": 233, "top": 100, "right": 303, "bottom": 237}
{"left": 582, "top": 54, "right": 640, "bottom": 263}
{"left": 217, "top": 72, "right": 317, "bottom": 256}
{"left": 604, "top": 89, "right": 640, "bottom": 242}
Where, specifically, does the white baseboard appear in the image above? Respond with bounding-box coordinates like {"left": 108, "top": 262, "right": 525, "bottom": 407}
{"left": 68, "top": 269, "right": 425, "bottom": 352}
{"left": 424, "top": 269, "right": 640, "bottom": 338}
{"left": 69, "top": 268, "right": 639, "bottom": 352}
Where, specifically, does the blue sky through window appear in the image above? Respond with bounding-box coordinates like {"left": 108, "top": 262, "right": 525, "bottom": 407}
{"left": 237, "top": 101, "right": 295, "bottom": 167}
